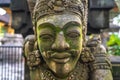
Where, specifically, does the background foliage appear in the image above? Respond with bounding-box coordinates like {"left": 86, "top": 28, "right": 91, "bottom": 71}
{"left": 107, "top": 34, "right": 120, "bottom": 56}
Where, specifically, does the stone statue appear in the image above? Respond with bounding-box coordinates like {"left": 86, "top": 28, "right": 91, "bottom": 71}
{"left": 24, "top": 0, "right": 113, "bottom": 80}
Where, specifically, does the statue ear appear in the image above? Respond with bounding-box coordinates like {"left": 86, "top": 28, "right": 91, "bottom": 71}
{"left": 80, "top": 47, "right": 95, "bottom": 63}
{"left": 23, "top": 35, "right": 43, "bottom": 70}
{"left": 24, "top": 35, "right": 35, "bottom": 57}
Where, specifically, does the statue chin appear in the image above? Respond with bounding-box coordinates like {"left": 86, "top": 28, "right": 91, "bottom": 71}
{"left": 53, "top": 71, "right": 69, "bottom": 79}
{"left": 48, "top": 61, "right": 75, "bottom": 79}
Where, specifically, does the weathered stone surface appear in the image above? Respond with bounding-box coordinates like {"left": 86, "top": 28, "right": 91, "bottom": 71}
{"left": 23, "top": 0, "right": 113, "bottom": 80}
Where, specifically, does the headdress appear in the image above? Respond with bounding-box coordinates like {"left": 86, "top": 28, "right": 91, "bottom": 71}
{"left": 27, "top": 0, "right": 88, "bottom": 28}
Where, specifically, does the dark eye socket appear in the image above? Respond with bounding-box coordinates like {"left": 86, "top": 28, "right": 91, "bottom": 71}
{"left": 40, "top": 34, "right": 54, "bottom": 40}
{"left": 66, "top": 32, "right": 80, "bottom": 38}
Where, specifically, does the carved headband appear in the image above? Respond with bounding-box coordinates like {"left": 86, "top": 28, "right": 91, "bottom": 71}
{"left": 27, "top": 0, "right": 88, "bottom": 28}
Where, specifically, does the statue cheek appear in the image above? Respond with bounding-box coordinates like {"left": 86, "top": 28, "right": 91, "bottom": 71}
{"left": 67, "top": 38, "right": 82, "bottom": 50}
{"left": 38, "top": 40, "right": 53, "bottom": 52}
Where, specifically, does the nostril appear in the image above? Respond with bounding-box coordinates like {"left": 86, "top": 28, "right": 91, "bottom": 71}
{"left": 51, "top": 42, "right": 70, "bottom": 51}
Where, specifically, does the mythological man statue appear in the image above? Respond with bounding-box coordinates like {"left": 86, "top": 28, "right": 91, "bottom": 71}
{"left": 24, "top": 0, "right": 113, "bottom": 80}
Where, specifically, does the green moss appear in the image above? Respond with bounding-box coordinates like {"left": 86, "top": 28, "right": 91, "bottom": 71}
{"left": 107, "top": 34, "right": 120, "bottom": 56}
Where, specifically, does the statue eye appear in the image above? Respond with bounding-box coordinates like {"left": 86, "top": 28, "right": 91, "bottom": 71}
{"left": 66, "top": 32, "right": 80, "bottom": 38}
{"left": 40, "top": 34, "right": 54, "bottom": 41}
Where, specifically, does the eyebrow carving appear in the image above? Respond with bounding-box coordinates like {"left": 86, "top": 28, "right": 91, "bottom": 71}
{"left": 38, "top": 21, "right": 81, "bottom": 32}
{"left": 62, "top": 21, "right": 81, "bottom": 30}
{"left": 38, "top": 22, "right": 55, "bottom": 30}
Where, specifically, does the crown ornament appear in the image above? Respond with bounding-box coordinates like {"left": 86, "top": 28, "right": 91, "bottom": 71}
{"left": 27, "top": 0, "right": 88, "bottom": 28}
{"left": 48, "top": 0, "right": 66, "bottom": 12}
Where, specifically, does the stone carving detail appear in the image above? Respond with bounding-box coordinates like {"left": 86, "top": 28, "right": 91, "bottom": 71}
{"left": 24, "top": 0, "right": 113, "bottom": 80}
{"left": 27, "top": 50, "right": 41, "bottom": 70}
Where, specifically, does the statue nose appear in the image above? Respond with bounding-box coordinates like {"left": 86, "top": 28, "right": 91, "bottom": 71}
{"left": 52, "top": 32, "right": 70, "bottom": 51}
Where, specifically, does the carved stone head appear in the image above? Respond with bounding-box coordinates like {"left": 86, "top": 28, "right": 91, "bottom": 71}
{"left": 27, "top": 0, "right": 88, "bottom": 79}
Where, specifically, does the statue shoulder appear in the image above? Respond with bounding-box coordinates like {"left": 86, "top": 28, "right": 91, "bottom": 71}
{"left": 87, "top": 35, "right": 111, "bottom": 69}
{"left": 84, "top": 35, "right": 113, "bottom": 80}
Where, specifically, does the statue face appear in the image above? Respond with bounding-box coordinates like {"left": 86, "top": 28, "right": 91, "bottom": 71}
{"left": 36, "top": 13, "right": 83, "bottom": 78}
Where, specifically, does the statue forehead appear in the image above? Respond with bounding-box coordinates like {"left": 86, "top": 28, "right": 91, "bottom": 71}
{"left": 37, "top": 13, "right": 82, "bottom": 28}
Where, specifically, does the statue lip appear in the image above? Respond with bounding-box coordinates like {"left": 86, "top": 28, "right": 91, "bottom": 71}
{"left": 51, "top": 52, "right": 71, "bottom": 63}
{"left": 52, "top": 58, "right": 70, "bottom": 63}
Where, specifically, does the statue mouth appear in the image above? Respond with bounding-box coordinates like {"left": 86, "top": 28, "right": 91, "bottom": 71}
{"left": 52, "top": 57, "right": 70, "bottom": 63}
{"left": 51, "top": 52, "right": 71, "bottom": 63}
{"left": 45, "top": 50, "right": 80, "bottom": 63}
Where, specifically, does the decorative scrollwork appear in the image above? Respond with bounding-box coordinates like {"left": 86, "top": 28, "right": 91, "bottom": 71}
{"left": 27, "top": 50, "right": 41, "bottom": 70}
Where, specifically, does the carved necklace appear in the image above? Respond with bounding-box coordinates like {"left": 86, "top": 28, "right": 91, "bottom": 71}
{"left": 40, "top": 62, "right": 89, "bottom": 80}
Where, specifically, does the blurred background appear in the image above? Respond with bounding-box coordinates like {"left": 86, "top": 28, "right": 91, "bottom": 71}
{"left": 0, "top": 0, "right": 120, "bottom": 80}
